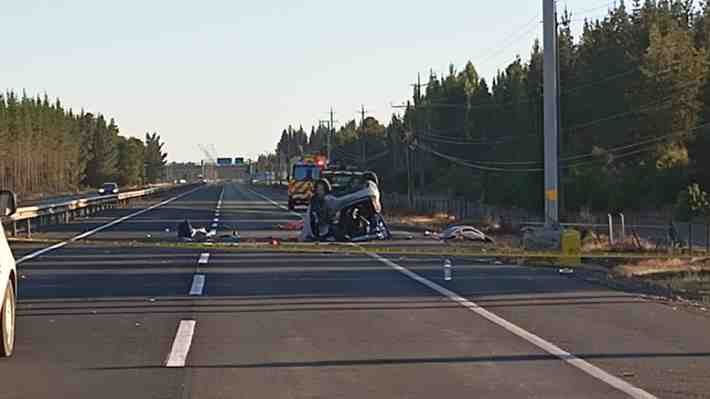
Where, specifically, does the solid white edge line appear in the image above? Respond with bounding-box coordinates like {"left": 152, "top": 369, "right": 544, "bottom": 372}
{"left": 189, "top": 274, "right": 206, "bottom": 296}
{"left": 367, "top": 252, "right": 659, "bottom": 399}
{"left": 16, "top": 185, "right": 206, "bottom": 264}
{"left": 198, "top": 253, "right": 210, "bottom": 264}
{"left": 165, "top": 320, "right": 197, "bottom": 367}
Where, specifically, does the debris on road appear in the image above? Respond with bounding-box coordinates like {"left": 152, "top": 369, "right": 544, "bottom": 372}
{"left": 278, "top": 220, "right": 304, "bottom": 230}
{"left": 440, "top": 225, "right": 494, "bottom": 243}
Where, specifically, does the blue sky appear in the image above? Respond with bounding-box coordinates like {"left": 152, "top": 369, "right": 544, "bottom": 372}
{"left": 3, "top": 0, "right": 618, "bottom": 162}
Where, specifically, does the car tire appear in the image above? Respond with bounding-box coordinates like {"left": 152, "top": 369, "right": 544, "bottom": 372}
{"left": 0, "top": 280, "right": 16, "bottom": 357}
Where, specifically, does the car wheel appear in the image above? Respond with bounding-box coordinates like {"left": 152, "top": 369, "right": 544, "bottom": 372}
{"left": 0, "top": 280, "right": 16, "bottom": 357}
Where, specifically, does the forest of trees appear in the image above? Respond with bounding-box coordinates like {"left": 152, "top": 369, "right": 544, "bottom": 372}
{"left": 258, "top": 0, "right": 710, "bottom": 216}
{"left": 0, "top": 91, "right": 168, "bottom": 197}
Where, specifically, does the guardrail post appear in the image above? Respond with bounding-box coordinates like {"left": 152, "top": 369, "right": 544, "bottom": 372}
{"left": 26, "top": 219, "right": 31, "bottom": 238}
{"left": 11, "top": 221, "right": 17, "bottom": 237}
{"left": 619, "top": 213, "right": 626, "bottom": 242}
{"left": 608, "top": 214, "right": 614, "bottom": 245}
{"left": 706, "top": 223, "right": 709, "bottom": 253}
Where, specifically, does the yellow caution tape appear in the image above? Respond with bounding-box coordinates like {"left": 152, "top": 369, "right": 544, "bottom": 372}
{"left": 111, "top": 240, "right": 701, "bottom": 261}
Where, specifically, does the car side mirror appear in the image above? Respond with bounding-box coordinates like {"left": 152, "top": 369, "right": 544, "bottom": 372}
{"left": 0, "top": 190, "right": 17, "bottom": 217}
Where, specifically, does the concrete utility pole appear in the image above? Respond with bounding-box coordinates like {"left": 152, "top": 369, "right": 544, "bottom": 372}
{"left": 543, "top": 0, "right": 560, "bottom": 227}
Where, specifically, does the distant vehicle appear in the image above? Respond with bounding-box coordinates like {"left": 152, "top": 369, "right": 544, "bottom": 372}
{"left": 98, "top": 182, "right": 119, "bottom": 195}
{"left": 0, "top": 190, "right": 18, "bottom": 357}
{"left": 178, "top": 179, "right": 187, "bottom": 184}
{"left": 288, "top": 155, "right": 328, "bottom": 210}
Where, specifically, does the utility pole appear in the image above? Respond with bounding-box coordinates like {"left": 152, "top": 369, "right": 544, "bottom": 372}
{"left": 360, "top": 105, "right": 367, "bottom": 167}
{"left": 543, "top": 0, "right": 560, "bottom": 227}
{"left": 556, "top": 16, "right": 564, "bottom": 218}
{"left": 406, "top": 139, "right": 414, "bottom": 208}
{"left": 329, "top": 107, "right": 335, "bottom": 161}
{"left": 414, "top": 73, "right": 422, "bottom": 196}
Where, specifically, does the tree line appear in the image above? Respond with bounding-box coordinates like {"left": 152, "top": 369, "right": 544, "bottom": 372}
{"left": 263, "top": 0, "right": 710, "bottom": 217}
{"left": 0, "top": 91, "right": 168, "bottom": 198}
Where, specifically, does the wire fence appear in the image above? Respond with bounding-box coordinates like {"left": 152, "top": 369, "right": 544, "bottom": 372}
{"left": 384, "top": 192, "right": 710, "bottom": 251}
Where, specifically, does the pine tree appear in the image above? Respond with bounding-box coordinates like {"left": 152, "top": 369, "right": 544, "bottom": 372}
{"left": 145, "top": 132, "right": 168, "bottom": 183}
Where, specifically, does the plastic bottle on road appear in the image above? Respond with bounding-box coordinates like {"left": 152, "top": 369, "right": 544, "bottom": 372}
{"left": 443, "top": 258, "right": 452, "bottom": 281}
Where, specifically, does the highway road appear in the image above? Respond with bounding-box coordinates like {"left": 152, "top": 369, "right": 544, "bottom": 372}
{"left": 2, "top": 182, "right": 710, "bottom": 398}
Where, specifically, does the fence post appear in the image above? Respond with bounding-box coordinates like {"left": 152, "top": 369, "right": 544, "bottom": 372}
{"left": 620, "top": 213, "right": 626, "bottom": 242}
{"left": 689, "top": 223, "right": 693, "bottom": 254}
{"left": 608, "top": 214, "right": 614, "bottom": 245}
{"left": 26, "top": 219, "right": 31, "bottom": 238}
{"left": 11, "top": 221, "right": 16, "bottom": 237}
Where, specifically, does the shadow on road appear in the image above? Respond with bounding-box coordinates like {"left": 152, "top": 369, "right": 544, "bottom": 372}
{"left": 84, "top": 351, "right": 710, "bottom": 371}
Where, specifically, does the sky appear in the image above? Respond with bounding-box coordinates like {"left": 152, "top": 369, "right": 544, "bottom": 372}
{"left": 3, "top": 0, "right": 618, "bottom": 162}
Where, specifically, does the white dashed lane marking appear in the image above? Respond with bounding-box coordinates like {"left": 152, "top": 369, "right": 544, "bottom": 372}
{"left": 189, "top": 274, "right": 206, "bottom": 296}
{"left": 165, "top": 320, "right": 196, "bottom": 367}
{"left": 198, "top": 253, "right": 210, "bottom": 265}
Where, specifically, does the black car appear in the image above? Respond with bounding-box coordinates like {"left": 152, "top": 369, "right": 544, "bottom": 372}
{"left": 98, "top": 182, "right": 119, "bottom": 195}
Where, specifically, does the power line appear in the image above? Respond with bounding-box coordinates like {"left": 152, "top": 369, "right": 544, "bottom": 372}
{"left": 419, "top": 134, "right": 506, "bottom": 146}
{"left": 364, "top": 149, "right": 391, "bottom": 163}
{"left": 561, "top": 62, "right": 680, "bottom": 96}
{"left": 415, "top": 142, "right": 544, "bottom": 172}
{"left": 418, "top": 119, "right": 710, "bottom": 170}
{"left": 331, "top": 146, "right": 360, "bottom": 162}
{"left": 471, "top": 14, "right": 541, "bottom": 64}
{"left": 477, "top": 23, "right": 542, "bottom": 67}
{"left": 561, "top": 120, "right": 710, "bottom": 162}
{"left": 394, "top": 62, "right": 680, "bottom": 115}
{"left": 563, "top": 80, "right": 697, "bottom": 133}
{"left": 568, "top": 1, "right": 614, "bottom": 16}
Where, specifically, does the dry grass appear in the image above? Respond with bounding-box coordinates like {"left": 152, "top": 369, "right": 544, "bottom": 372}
{"left": 385, "top": 211, "right": 458, "bottom": 232}
{"left": 580, "top": 234, "right": 658, "bottom": 253}
{"left": 614, "top": 258, "right": 706, "bottom": 277}
{"left": 613, "top": 258, "right": 710, "bottom": 300}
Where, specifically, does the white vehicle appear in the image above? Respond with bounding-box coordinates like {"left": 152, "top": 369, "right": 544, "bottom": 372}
{"left": 0, "top": 190, "right": 18, "bottom": 357}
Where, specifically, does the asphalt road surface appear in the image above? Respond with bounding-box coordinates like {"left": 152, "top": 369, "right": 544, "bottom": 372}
{"left": 2, "top": 182, "right": 710, "bottom": 399}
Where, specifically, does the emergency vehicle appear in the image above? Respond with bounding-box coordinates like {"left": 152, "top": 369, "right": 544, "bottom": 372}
{"left": 288, "top": 155, "right": 328, "bottom": 210}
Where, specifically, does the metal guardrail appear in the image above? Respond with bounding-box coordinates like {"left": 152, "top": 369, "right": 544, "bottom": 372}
{"left": 3, "top": 183, "right": 194, "bottom": 237}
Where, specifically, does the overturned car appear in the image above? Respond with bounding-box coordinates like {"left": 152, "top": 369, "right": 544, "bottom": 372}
{"left": 300, "top": 171, "right": 391, "bottom": 242}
